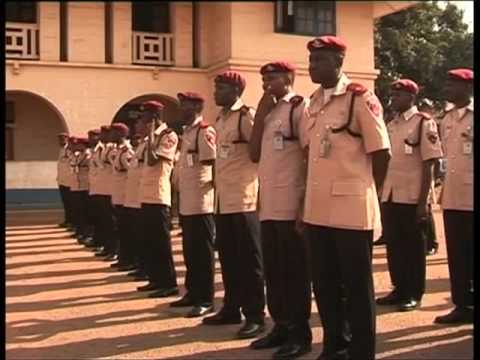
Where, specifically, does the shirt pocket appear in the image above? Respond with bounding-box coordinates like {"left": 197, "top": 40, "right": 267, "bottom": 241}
{"left": 329, "top": 180, "right": 369, "bottom": 228}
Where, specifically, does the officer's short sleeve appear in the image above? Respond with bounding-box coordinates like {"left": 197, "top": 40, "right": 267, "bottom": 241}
{"left": 241, "top": 108, "right": 256, "bottom": 141}
{"left": 355, "top": 92, "right": 391, "bottom": 154}
{"left": 120, "top": 149, "right": 134, "bottom": 169}
{"left": 298, "top": 100, "right": 314, "bottom": 149}
{"left": 199, "top": 126, "right": 216, "bottom": 162}
{"left": 155, "top": 131, "right": 179, "bottom": 161}
{"left": 420, "top": 118, "right": 443, "bottom": 161}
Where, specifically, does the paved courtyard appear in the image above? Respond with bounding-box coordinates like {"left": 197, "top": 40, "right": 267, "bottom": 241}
{"left": 5, "top": 210, "right": 473, "bottom": 359}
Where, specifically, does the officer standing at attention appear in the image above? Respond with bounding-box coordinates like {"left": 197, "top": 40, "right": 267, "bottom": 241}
{"left": 247, "top": 61, "right": 312, "bottom": 359}
{"left": 56, "top": 132, "right": 73, "bottom": 228}
{"left": 123, "top": 126, "right": 149, "bottom": 281}
{"left": 109, "top": 122, "right": 136, "bottom": 271}
{"left": 136, "top": 100, "right": 179, "bottom": 298}
{"left": 83, "top": 129, "right": 101, "bottom": 249}
{"left": 202, "top": 71, "right": 266, "bottom": 340}
{"left": 94, "top": 126, "right": 117, "bottom": 260}
{"left": 69, "top": 137, "right": 92, "bottom": 243}
{"left": 301, "top": 36, "right": 391, "bottom": 360}
{"left": 434, "top": 68, "right": 474, "bottom": 325}
{"left": 169, "top": 92, "right": 216, "bottom": 318}
{"left": 64, "top": 136, "right": 78, "bottom": 233}
{"left": 376, "top": 79, "right": 443, "bottom": 312}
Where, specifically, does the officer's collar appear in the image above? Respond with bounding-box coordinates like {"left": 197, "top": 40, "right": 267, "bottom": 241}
{"left": 230, "top": 98, "right": 244, "bottom": 112}
{"left": 279, "top": 91, "right": 296, "bottom": 103}
{"left": 401, "top": 106, "right": 418, "bottom": 122}
{"left": 189, "top": 115, "right": 204, "bottom": 129}
{"left": 311, "top": 73, "right": 350, "bottom": 103}
{"left": 444, "top": 98, "right": 474, "bottom": 113}
{"left": 154, "top": 122, "right": 167, "bottom": 135}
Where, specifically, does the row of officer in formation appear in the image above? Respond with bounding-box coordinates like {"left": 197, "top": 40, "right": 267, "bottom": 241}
{"left": 56, "top": 35, "right": 473, "bottom": 360}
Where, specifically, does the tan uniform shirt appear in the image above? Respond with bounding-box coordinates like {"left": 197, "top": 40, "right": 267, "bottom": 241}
{"left": 111, "top": 141, "right": 134, "bottom": 206}
{"left": 258, "top": 92, "right": 307, "bottom": 221}
{"left": 300, "top": 73, "right": 391, "bottom": 230}
{"left": 64, "top": 149, "right": 77, "bottom": 189}
{"left": 94, "top": 143, "right": 112, "bottom": 196}
{"left": 139, "top": 123, "right": 179, "bottom": 206}
{"left": 105, "top": 144, "right": 118, "bottom": 198}
{"left": 88, "top": 142, "right": 104, "bottom": 195}
{"left": 381, "top": 106, "right": 443, "bottom": 204}
{"left": 215, "top": 99, "right": 258, "bottom": 214}
{"left": 56, "top": 145, "right": 70, "bottom": 186}
{"left": 178, "top": 117, "right": 216, "bottom": 215}
{"left": 70, "top": 149, "right": 91, "bottom": 192}
{"left": 439, "top": 102, "right": 474, "bottom": 211}
{"left": 124, "top": 139, "right": 147, "bottom": 209}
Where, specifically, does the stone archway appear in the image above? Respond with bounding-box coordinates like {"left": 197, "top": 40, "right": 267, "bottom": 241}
{"left": 6, "top": 90, "right": 68, "bottom": 161}
{"left": 111, "top": 93, "right": 180, "bottom": 135}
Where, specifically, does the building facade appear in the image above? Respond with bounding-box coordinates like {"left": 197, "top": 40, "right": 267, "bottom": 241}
{"left": 5, "top": 1, "right": 416, "bottom": 208}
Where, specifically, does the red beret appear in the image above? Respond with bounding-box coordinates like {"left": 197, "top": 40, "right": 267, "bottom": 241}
{"left": 111, "top": 123, "right": 130, "bottom": 136}
{"left": 260, "top": 61, "right": 296, "bottom": 75}
{"left": 141, "top": 100, "right": 165, "bottom": 111}
{"left": 215, "top": 71, "right": 246, "bottom": 91}
{"left": 76, "top": 137, "right": 89, "bottom": 145}
{"left": 100, "top": 125, "right": 110, "bottom": 132}
{"left": 177, "top": 92, "right": 204, "bottom": 103}
{"left": 88, "top": 129, "right": 101, "bottom": 135}
{"left": 391, "top": 79, "right": 419, "bottom": 95}
{"left": 448, "top": 68, "right": 473, "bottom": 82}
{"left": 307, "top": 36, "right": 347, "bottom": 53}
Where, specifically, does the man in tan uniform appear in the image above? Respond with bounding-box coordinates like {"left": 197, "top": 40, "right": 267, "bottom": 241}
{"left": 94, "top": 126, "right": 117, "bottom": 260}
{"left": 434, "top": 68, "right": 474, "bottom": 325}
{"left": 109, "top": 122, "right": 136, "bottom": 271}
{"left": 69, "top": 137, "right": 92, "bottom": 244}
{"left": 301, "top": 36, "right": 391, "bottom": 360}
{"left": 202, "top": 71, "right": 266, "bottom": 340}
{"left": 123, "top": 128, "right": 149, "bottom": 281}
{"left": 169, "top": 92, "right": 216, "bottom": 317}
{"left": 136, "top": 100, "right": 179, "bottom": 298}
{"left": 56, "top": 132, "right": 73, "bottom": 228}
{"left": 64, "top": 136, "right": 78, "bottom": 233}
{"left": 83, "top": 129, "right": 101, "bottom": 249}
{"left": 248, "top": 61, "right": 312, "bottom": 359}
{"left": 376, "top": 79, "right": 443, "bottom": 312}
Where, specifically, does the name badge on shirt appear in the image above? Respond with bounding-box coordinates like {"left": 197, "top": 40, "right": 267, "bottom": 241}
{"left": 273, "top": 131, "right": 284, "bottom": 150}
{"left": 219, "top": 144, "right": 231, "bottom": 159}
{"left": 186, "top": 153, "right": 194, "bottom": 167}
{"left": 404, "top": 144, "right": 413, "bottom": 155}
{"left": 463, "top": 142, "right": 473, "bottom": 155}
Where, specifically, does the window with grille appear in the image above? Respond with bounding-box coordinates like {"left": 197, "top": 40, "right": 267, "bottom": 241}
{"left": 132, "top": 2, "right": 170, "bottom": 33}
{"left": 6, "top": 2, "right": 37, "bottom": 23}
{"left": 275, "top": 1, "right": 335, "bottom": 36}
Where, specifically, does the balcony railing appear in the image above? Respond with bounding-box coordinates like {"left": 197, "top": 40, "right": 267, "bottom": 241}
{"left": 132, "top": 31, "right": 174, "bottom": 66}
{"left": 6, "top": 22, "right": 40, "bottom": 60}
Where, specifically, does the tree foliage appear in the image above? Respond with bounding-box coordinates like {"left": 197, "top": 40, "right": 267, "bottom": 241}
{"left": 374, "top": 1, "right": 473, "bottom": 110}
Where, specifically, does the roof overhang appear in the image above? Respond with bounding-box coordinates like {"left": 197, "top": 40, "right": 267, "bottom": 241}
{"left": 373, "top": 1, "right": 419, "bottom": 19}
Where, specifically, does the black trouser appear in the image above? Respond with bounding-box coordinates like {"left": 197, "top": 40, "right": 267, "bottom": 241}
{"left": 215, "top": 212, "right": 265, "bottom": 323}
{"left": 140, "top": 203, "right": 177, "bottom": 288}
{"left": 114, "top": 205, "right": 135, "bottom": 265}
{"left": 181, "top": 213, "right": 215, "bottom": 306}
{"left": 90, "top": 195, "right": 104, "bottom": 248}
{"left": 59, "top": 185, "right": 74, "bottom": 224}
{"left": 70, "top": 190, "right": 89, "bottom": 236}
{"left": 306, "top": 224, "right": 375, "bottom": 360}
{"left": 261, "top": 220, "right": 312, "bottom": 343}
{"left": 85, "top": 194, "right": 96, "bottom": 237}
{"left": 443, "top": 210, "right": 473, "bottom": 308}
{"left": 123, "top": 207, "right": 142, "bottom": 269}
{"left": 383, "top": 202, "right": 426, "bottom": 301}
{"left": 97, "top": 195, "right": 117, "bottom": 254}
{"left": 423, "top": 205, "right": 438, "bottom": 251}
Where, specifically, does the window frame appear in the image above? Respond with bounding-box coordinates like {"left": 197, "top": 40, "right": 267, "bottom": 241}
{"left": 6, "top": 2, "right": 38, "bottom": 24}
{"left": 132, "top": 1, "right": 171, "bottom": 34}
{"left": 274, "top": 1, "right": 336, "bottom": 37}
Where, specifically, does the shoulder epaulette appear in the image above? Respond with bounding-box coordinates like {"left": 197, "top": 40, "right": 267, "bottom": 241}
{"left": 289, "top": 95, "right": 304, "bottom": 107}
{"left": 347, "top": 82, "right": 368, "bottom": 95}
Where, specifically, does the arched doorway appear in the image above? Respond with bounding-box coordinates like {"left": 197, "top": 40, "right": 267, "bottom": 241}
{"left": 6, "top": 90, "right": 68, "bottom": 161}
{"left": 6, "top": 90, "right": 68, "bottom": 210}
{"left": 111, "top": 93, "right": 180, "bottom": 134}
